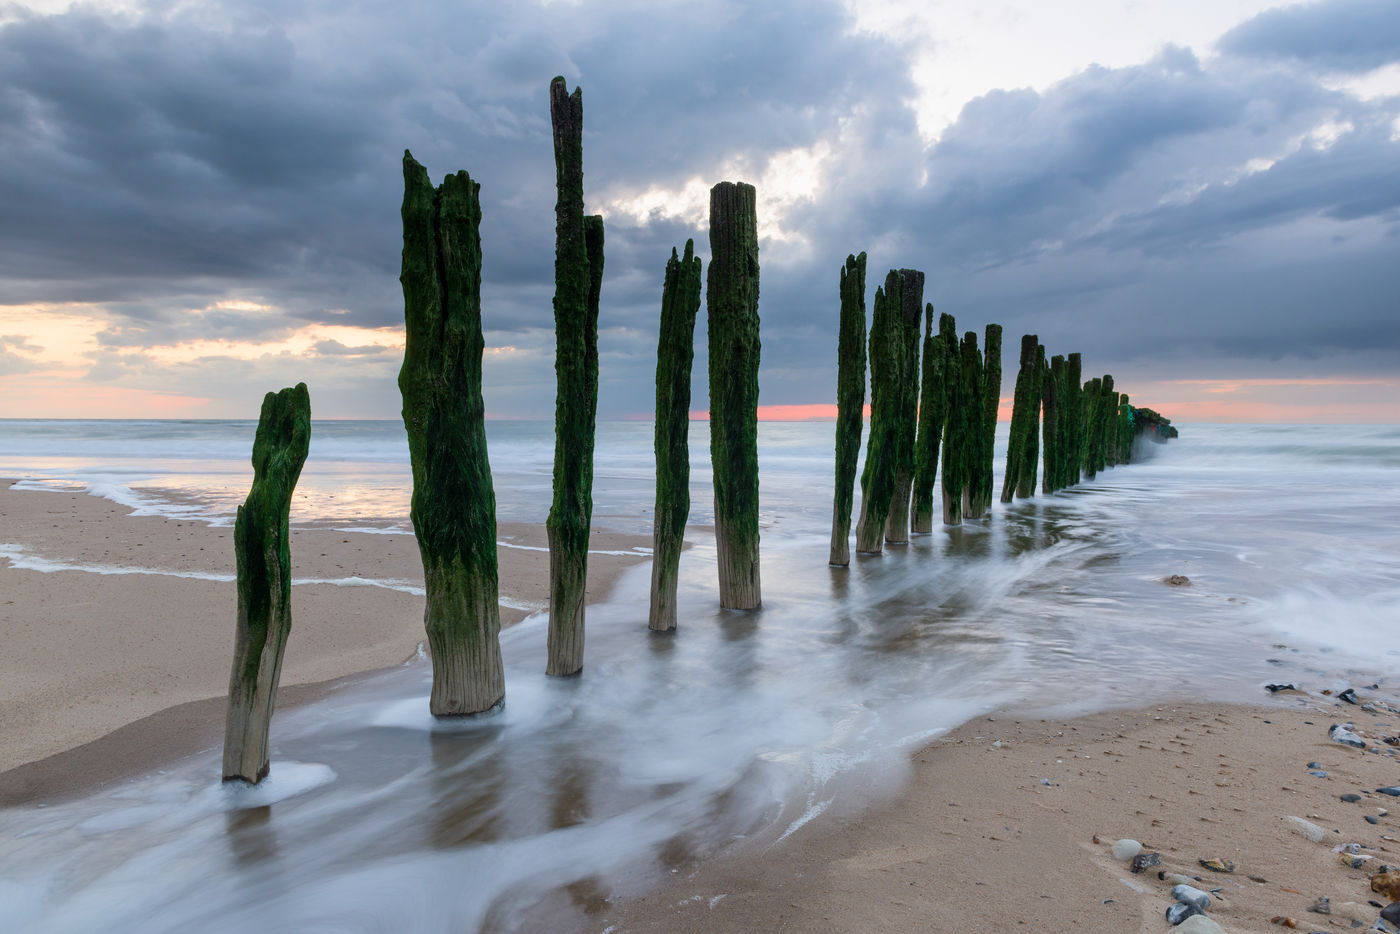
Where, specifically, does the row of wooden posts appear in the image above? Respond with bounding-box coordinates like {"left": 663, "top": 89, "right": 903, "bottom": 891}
{"left": 829, "top": 259, "right": 1178, "bottom": 568}
{"left": 220, "top": 77, "right": 1174, "bottom": 784}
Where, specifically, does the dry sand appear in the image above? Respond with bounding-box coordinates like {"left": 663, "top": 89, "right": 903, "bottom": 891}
{"left": 0, "top": 481, "right": 649, "bottom": 799}
{"left": 5, "top": 481, "right": 1400, "bottom": 933}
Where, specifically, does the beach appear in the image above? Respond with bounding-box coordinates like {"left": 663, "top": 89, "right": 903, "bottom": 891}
{"left": 0, "top": 481, "right": 651, "bottom": 800}
{"left": 2, "top": 419, "right": 1399, "bottom": 932}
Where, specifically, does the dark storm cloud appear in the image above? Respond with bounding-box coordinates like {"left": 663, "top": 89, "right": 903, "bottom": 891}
{"left": 1219, "top": 0, "right": 1400, "bottom": 71}
{"left": 0, "top": 0, "right": 1398, "bottom": 417}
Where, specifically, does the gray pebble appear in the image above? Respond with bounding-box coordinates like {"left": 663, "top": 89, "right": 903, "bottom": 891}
{"left": 1368, "top": 815, "right": 1382, "bottom": 825}
{"left": 1343, "top": 794, "right": 1363, "bottom": 802}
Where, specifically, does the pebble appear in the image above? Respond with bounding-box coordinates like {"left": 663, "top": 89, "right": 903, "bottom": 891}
{"left": 1343, "top": 794, "right": 1364, "bottom": 803}
{"left": 1160, "top": 872, "right": 1200, "bottom": 885}
{"left": 1382, "top": 903, "right": 1400, "bottom": 924}
{"left": 1130, "top": 852, "right": 1162, "bottom": 873}
{"left": 1198, "top": 858, "right": 1235, "bottom": 873}
{"left": 1111, "top": 838, "right": 1142, "bottom": 861}
{"left": 1340, "top": 852, "right": 1375, "bottom": 870}
{"left": 1269, "top": 916, "right": 1299, "bottom": 928}
{"left": 1172, "top": 884, "right": 1212, "bottom": 910}
{"left": 1369, "top": 816, "right": 1383, "bottom": 825}
{"left": 1340, "top": 688, "right": 1359, "bottom": 704}
{"left": 1308, "top": 896, "right": 1331, "bottom": 915}
{"left": 1286, "top": 816, "right": 1325, "bottom": 842}
{"left": 1166, "top": 901, "right": 1203, "bottom": 926}
{"left": 1331, "top": 723, "right": 1368, "bottom": 748}
{"left": 1175, "top": 915, "right": 1226, "bottom": 934}
{"left": 1378, "top": 787, "right": 1400, "bottom": 797}
{"left": 1310, "top": 770, "right": 1328, "bottom": 778}
{"left": 1374, "top": 873, "right": 1400, "bottom": 901}
{"left": 1308, "top": 761, "right": 1322, "bottom": 769}
{"left": 1265, "top": 683, "right": 1297, "bottom": 693}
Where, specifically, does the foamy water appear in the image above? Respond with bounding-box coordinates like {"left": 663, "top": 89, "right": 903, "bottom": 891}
{"left": 1, "top": 419, "right": 1398, "bottom": 932}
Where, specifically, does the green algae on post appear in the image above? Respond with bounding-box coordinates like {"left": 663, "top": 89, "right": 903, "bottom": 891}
{"left": 911, "top": 303, "right": 948, "bottom": 534}
{"left": 399, "top": 151, "right": 505, "bottom": 716}
{"left": 884, "top": 269, "right": 924, "bottom": 545}
{"left": 967, "top": 323, "right": 1001, "bottom": 518}
{"left": 650, "top": 241, "right": 702, "bottom": 630}
{"left": 223, "top": 383, "right": 310, "bottom": 784}
{"left": 829, "top": 252, "right": 867, "bottom": 567}
{"left": 855, "top": 270, "right": 903, "bottom": 554}
{"left": 1065, "top": 352, "right": 1084, "bottom": 488}
{"left": 546, "top": 77, "right": 602, "bottom": 674}
{"left": 943, "top": 329, "right": 981, "bottom": 525}
{"left": 708, "top": 181, "right": 762, "bottom": 608}
{"left": 1000, "top": 333, "right": 1039, "bottom": 503}
{"left": 1040, "top": 353, "right": 1063, "bottom": 494}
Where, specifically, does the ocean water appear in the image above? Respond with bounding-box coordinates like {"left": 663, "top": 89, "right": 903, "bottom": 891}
{"left": 1, "top": 419, "right": 1398, "bottom": 932}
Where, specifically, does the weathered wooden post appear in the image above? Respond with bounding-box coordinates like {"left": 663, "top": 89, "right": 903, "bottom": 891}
{"left": 1041, "top": 353, "right": 1063, "bottom": 494}
{"left": 1065, "top": 353, "right": 1084, "bottom": 487}
{"left": 1099, "top": 375, "right": 1116, "bottom": 471}
{"left": 855, "top": 271, "right": 903, "bottom": 553}
{"left": 911, "top": 303, "right": 948, "bottom": 533}
{"left": 1116, "top": 393, "right": 1132, "bottom": 465}
{"left": 546, "top": 77, "right": 603, "bottom": 675}
{"left": 1082, "top": 377, "right": 1103, "bottom": 479}
{"left": 708, "top": 181, "right": 762, "bottom": 608}
{"left": 829, "top": 252, "right": 867, "bottom": 567}
{"left": 650, "top": 241, "right": 702, "bottom": 630}
{"left": 967, "top": 324, "right": 1001, "bottom": 518}
{"left": 224, "top": 383, "right": 311, "bottom": 784}
{"left": 943, "top": 330, "right": 981, "bottom": 524}
{"left": 1001, "top": 334, "right": 1039, "bottom": 503}
{"left": 399, "top": 152, "right": 505, "bottom": 716}
{"left": 884, "top": 269, "right": 924, "bottom": 544}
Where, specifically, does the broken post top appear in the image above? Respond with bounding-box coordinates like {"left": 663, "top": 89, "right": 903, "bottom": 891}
{"left": 249, "top": 383, "right": 311, "bottom": 509}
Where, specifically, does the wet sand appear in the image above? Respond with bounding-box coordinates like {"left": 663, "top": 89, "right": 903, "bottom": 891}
{"left": 609, "top": 696, "right": 1400, "bottom": 933}
{"left": 0, "top": 481, "right": 650, "bottom": 802}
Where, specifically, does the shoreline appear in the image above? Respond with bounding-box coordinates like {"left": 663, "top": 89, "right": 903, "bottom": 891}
{"left": 0, "top": 480, "right": 652, "bottom": 801}
{"left": 608, "top": 693, "right": 1400, "bottom": 933}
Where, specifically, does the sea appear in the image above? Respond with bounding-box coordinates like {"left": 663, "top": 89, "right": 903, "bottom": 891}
{"left": 1, "top": 418, "right": 1398, "bottom": 933}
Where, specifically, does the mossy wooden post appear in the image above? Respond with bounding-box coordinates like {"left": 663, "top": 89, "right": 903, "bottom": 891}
{"left": 1116, "top": 393, "right": 1132, "bottom": 466}
{"left": 884, "top": 269, "right": 923, "bottom": 545}
{"left": 1001, "top": 334, "right": 1039, "bottom": 503}
{"left": 1041, "top": 354, "right": 1063, "bottom": 493}
{"left": 224, "top": 384, "right": 310, "bottom": 784}
{"left": 855, "top": 270, "right": 903, "bottom": 553}
{"left": 937, "top": 314, "right": 963, "bottom": 524}
{"left": 708, "top": 181, "right": 761, "bottom": 608}
{"left": 650, "top": 242, "right": 702, "bottom": 630}
{"left": 829, "top": 252, "right": 867, "bottom": 567}
{"left": 942, "top": 330, "right": 981, "bottom": 524}
{"left": 399, "top": 152, "right": 504, "bottom": 716}
{"left": 1082, "top": 377, "right": 1102, "bottom": 479}
{"left": 966, "top": 324, "right": 1001, "bottom": 518}
{"left": 911, "top": 303, "right": 948, "bottom": 533}
{"left": 546, "top": 77, "right": 602, "bottom": 673}
{"left": 1065, "top": 353, "right": 1083, "bottom": 487}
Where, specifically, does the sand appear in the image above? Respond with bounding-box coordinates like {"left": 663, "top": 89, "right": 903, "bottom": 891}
{"left": 5, "top": 481, "right": 1400, "bottom": 933}
{"left": 0, "top": 481, "right": 649, "bottom": 798}
{"left": 610, "top": 697, "right": 1400, "bottom": 933}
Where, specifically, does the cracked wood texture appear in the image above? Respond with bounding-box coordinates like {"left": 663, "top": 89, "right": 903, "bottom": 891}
{"left": 398, "top": 151, "right": 505, "bottom": 717}
{"left": 650, "top": 240, "right": 701, "bottom": 630}
{"left": 707, "top": 181, "right": 762, "bottom": 608}
{"left": 224, "top": 382, "right": 310, "bottom": 784}
{"left": 829, "top": 252, "right": 867, "bottom": 567}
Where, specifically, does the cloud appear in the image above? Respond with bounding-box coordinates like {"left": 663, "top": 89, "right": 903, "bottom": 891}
{"left": 1218, "top": 0, "right": 1400, "bottom": 72}
{"left": 0, "top": 0, "right": 1397, "bottom": 419}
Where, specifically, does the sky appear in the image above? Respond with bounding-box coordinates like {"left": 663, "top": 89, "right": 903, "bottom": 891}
{"left": 0, "top": 0, "right": 1397, "bottom": 422}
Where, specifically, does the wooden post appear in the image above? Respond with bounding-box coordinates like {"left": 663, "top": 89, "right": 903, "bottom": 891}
{"left": 911, "top": 303, "right": 948, "bottom": 533}
{"left": 1041, "top": 353, "right": 1063, "bottom": 494}
{"left": 399, "top": 152, "right": 505, "bottom": 717}
{"left": 1001, "top": 334, "right": 1039, "bottom": 503}
{"left": 829, "top": 253, "right": 867, "bottom": 566}
{"left": 855, "top": 271, "right": 903, "bottom": 553}
{"left": 884, "top": 269, "right": 923, "bottom": 545}
{"left": 224, "top": 384, "right": 311, "bottom": 784}
{"left": 708, "top": 181, "right": 762, "bottom": 608}
{"left": 650, "top": 241, "right": 702, "bottom": 630}
{"left": 546, "top": 77, "right": 603, "bottom": 675}
{"left": 967, "top": 324, "right": 1001, "bottom": 518}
